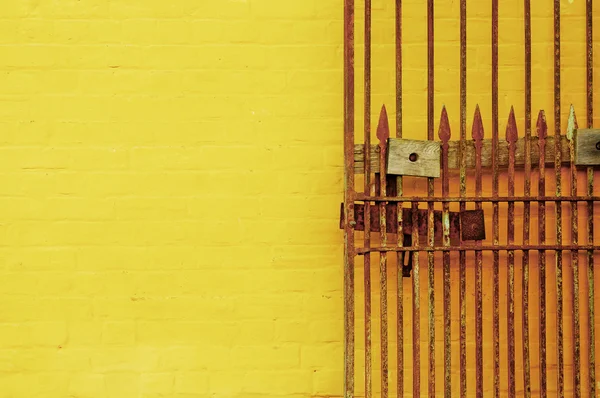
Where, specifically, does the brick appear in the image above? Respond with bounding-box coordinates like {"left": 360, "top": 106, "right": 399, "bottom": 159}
{"left": 103, "top": 321, "right": 136, "bottom": 345}
{"left": 174, "top": 372, "right": 209, "bottom": 394}
{"left": 242, "top": 370, "right": 313, "bottom": 394}
{"left": 68, "top": 373, "right": 106, "bottom": 397}
{"left": 141, "top": 373, "right": 175, "bottom": 394}
{"left": 105, "top": 373, "right": 140, "bottom": 397}
{"left": 231, "top": 345, "right": 300, "bottom": 370}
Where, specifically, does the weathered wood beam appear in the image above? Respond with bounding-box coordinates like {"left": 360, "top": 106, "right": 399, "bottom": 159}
{"left": 354, "top": 135, "right": 572, "bottom": 174}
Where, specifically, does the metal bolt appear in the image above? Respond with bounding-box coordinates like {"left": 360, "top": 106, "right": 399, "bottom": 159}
{"left": 409, "top": 153, "right": 418, "bottom": 162}
{"left": 595, "top": 141, "right": 600, "bottom": 150}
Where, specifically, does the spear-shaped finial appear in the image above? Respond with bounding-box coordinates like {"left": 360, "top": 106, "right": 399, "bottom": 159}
{"left": 506, "top": 106, "right": 518, "bottom": 143}
{"left": 566, "top": 104, "right": 578, "bottom": 141}
{"left": 471, "top": 104, "right": 484, "bottom": 142}
{"left": 536, "top": 110, "right": 547, "bottom": 140}
{"left": 438, "top": 105, "right": 451, "bottom": 142}
{"left": 376, "top": 104, "right": 390, "bottom": 148}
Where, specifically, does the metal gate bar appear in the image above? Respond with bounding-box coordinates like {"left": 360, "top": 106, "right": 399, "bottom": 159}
{"left": 538, "top": 110, "right": 548, "bottom": 398}
{"left": 342, "top": 1, "right": 597, "bottom": 397}
{"left": 507, "top": 108, "right": 518, "bottom": 398}
{"left": 427, "top": 1, "right": 435, "bottom": 397}
{"left": 394, "top": 2, "right": 404, "bottom": 397}
{"left": 522, "top": 1, "right": 532, "bottom": 396}
{"left": 491, "top": 1, "right": 500, "bottom": 394}
{"left": 587, "top": 3, "right": 596, "bottom": 398}
{"left": 440, "top": 108, "right": 452, "bottom": 398}
{"left": 342, "top": 1, "right": 354, "bottom": 397}
{"left": 553, "top": 1, "right": 565, "bottom": 394}
{"left": 458, "top": 1, "right": 467, "bottom": 396}
{"left": 363, "top": 1, "right": 372, "bottom": 398}
{"left": 568, "top": 106, "right": 582, "bottom": 398}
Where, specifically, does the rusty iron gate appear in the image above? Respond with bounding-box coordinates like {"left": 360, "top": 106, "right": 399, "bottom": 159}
{"left": 341, "top": 0, "right": 598, "bottom": 397}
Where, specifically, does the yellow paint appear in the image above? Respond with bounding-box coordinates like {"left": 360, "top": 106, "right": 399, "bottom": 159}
{"left": 0, "top": 0, "right": 597, "bottom": 397}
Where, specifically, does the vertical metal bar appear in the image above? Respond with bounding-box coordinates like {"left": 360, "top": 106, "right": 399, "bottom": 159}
{"left": 522, "top": 2, "right": 532, "bottom": 396}
{"left": 553, "top": 1, "right": 564, "bottom": 396}
{"left": 343, "top": 0, "right": 355, "bottom": 396}
{"left": 412, "top": 199, "right": 420, "bottom": 398}
{"left": 586, "top": 2, "right": 596, "bottom": 396}
{"left": 363, "top": 1, "right": 372, "bottom": 397}
{"left": 566, "top": 105, "right": 581, "bottom": 398}
{"left": 537, "top": 110, "right": 548, "bottom": 398}
{"left": 491, "top": 2, "right": 500, "bottom": 396}
{"left": 376, "top": 106, "right": 390, "bottom": 398}
{"left": 472, "top": 105, "right": 484, "bottom": 398}
{"left": 459, "top": 0, "right": 467, "bottom": 395}
{"left": 394, "top": 1, "right": 404, "bottom": 396}
{"left": 427, "top": 1, "right": 435, "bottom": 396}
{"left": 506, "top": 108, "right": 518, "bottom": 398}
{"left": 439, "top": 107, "right": 452, "bottom": 398}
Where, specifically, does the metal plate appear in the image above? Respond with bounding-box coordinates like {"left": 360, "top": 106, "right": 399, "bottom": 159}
{"left": 460, "top": 209, "right": 486, "bottom": 241}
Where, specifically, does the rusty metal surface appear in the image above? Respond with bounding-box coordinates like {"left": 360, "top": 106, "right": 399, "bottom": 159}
{"left": 554, "top": 0, "right": 565, "bottom": 398}
{"left": 459, "top": 2, "right": 467, "bottom": 394}
{"left": 586, "top": 3, "right": 596, "bottom": 397}
{"left": 355, "top": 194, "right": 600, "bottom": 203}
{"left": 553, "top": 2, "right": 564, "bottom": 396}
{"left": 567, "top": 106, "right": 582, "bottom": 398}
{"left": 343, "top": 0, "right": 355, "bottom": 396}
{"left": 439, "top": 106, "right": 452, "bottom": 398}
{"left": 340, "top": 203, "right": 461, "bottom": 239}
{"left": 460, "top": 210, "right": 485, "bottom": 241}
{"left": 538, "top": 110, "right": 548, "bottom": 398}
{"left": 522, "top": 3, "right": 532, "bottom": 396}
{"left": 472, "top": 105, "right": 484, "bottom": 398}
{"left": 363, "top": 1, "right": 372, "bottom": 396}
{"left": 342, "top": 0, "right": 597, "bottom": 396}
{"left": 411, "top": 200, "right": 420, "bottom": 398}
{"left": 427, "top": 4, "right": 436, "bottom": 395}
{"left": 491, "top": 2, "right": 500, "bottom": 396}
{"left": 506, "top": 108, "right": 517, "bottom": 398}
{"left": 377, "top": 106, "right": 389, "bottom": 398}
{"left": 394, "top": 1, "right": 404, "bottom": 395}
{"left": 356, "top": 245, "right": 600, "bottom": 254}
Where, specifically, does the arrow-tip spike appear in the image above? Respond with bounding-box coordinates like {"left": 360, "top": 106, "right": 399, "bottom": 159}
{"left": 536, "top": 110, "right": 547, "bottom": 139}
{"left": 438, "top": 106, "right": 451, "bottom": 142}
{"left": 566, "top": 104, "right": 578, "bottom": 140}
{"left": 471, "top": 104, "right": 484, "bottom": 141}
{"left": 376, "top": 104, "right": 390, "bottom": 145}
{"left": 505, "top": 107, "right": 518, "bottom": 143}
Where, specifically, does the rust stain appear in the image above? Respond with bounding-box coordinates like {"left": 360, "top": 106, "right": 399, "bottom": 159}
{"left": 439, "top": 105, "right": 452, "bottom": 398}
{"left": 377, "top": 105, "right": 389, "bottom": 398}
{"left": 523, "top": 2, "right": 532, "bottom": 396}
{"left": 506, "top": 107, "right": 518, "bottom": 398}
{"left": 343, "top": 0, "right": 355, "bottom": 396}
{"left": 472, "top": 104, "right": 484, "bottom": 398}
{"left": 537, "top": 110, "right": 548, "bottom": 398}
{"left": 492, "top": 1, "right": 500, "bottom": 395}
{"left": 567, "top": 105, "right": 582, "bottom": 398}
{"left": 586, "top": 3, "right": 596, "bottom": 396}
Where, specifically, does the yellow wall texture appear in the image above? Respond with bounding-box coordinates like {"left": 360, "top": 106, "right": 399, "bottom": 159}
{"left": 0, "top": 0, "right": 598, "bottom": 397}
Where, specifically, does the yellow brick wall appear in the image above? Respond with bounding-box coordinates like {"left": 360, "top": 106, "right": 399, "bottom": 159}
{"left": 0, "top": 0, "right": 597, "bottom": 397}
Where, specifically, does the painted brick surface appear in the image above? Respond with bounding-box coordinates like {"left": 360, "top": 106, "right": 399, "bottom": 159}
{"left": 0, "top": 0, "right": 597, "bottom": 397}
